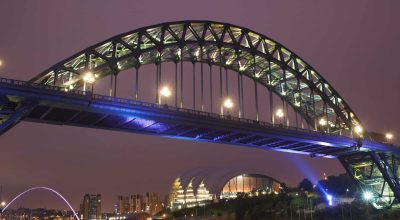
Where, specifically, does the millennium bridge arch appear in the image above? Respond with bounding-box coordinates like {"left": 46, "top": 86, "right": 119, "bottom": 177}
{"left": 1, "top": 186, "right": 80, "bottom": 220}
{"left": 1, "top": 20, "right": 399, "bottom": 209}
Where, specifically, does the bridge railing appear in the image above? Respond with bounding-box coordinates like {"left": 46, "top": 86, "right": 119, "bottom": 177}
{"left": 0, "top": 77, "right": 86, "bottom": 97}
{"left": 0, "top": 76, "right": 351, "bottom": 139}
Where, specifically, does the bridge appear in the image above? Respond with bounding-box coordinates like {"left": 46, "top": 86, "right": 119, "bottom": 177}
{"left": 0, "top": 20, "right": 399, "bottom": 209}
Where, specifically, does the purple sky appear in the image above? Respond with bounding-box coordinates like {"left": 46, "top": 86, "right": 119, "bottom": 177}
{"left": 0, "top": 0, "right": 399, "bottom": 212}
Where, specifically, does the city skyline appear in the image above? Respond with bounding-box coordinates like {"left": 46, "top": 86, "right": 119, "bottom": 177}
{"left": 0, "top": 0, "right": 399, "bottom": 213}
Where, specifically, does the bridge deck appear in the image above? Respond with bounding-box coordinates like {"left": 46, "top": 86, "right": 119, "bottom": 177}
{"left": 0, "top": 77, "right": 397, "bottom": 157}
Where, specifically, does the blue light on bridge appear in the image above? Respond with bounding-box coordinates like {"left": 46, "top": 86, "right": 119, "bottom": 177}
{"left": 326, "top": 194, "right": 333, "bottom": 206}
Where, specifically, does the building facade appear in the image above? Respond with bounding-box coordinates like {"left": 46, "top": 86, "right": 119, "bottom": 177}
{"left": 114, "top": 193, "right": 162, "bottom": 216}
{"left": 168, "top": 174, "right": 282, "bottom": 211}
{"left": 80, "top": 194, "right": 101, "bottom": 220}
{"left": 220, "top": 174, "right": 281, "bottom": 199}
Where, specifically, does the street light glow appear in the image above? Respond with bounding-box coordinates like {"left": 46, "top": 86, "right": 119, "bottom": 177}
{"left": 276, "top": 109, "right": 284, "bottom": 118}
{"left": 160, "top": 86, "right": 172, "bottom": 97}
{"left": 386, "top": 133, "right": 393, "bottom": 140}
{"left": 1, "top": 201, "right": 6, "bottom": 206}
{"left": 223, "top": 98, "right": 233, "bottom": 109}
{"left": 354, "top": 125, "right": 363, "bottom": 135}
{"left": 363, "top": 191, "right": 373, "bottom": 201}
{"left": 326, "top": 194, "right": 333, "bottom": 206}
{"left": 319, "top": 118, "right": 327, "bottom": 126}
{"left": 83, "top": 71, "right": 95, "bottom": 83}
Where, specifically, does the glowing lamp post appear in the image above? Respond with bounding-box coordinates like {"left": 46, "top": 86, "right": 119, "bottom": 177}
{"left": 222, "top": 98, "right": 233, "bottom": 116}
{"left": 82, "top": 71, "right": 95, "bottom": 92}
{"left": 354, "top": 125, "right": 363, "bottom": 137}
{"left": 318, "top": 117, "right": 329, "bottom": 133}
{"left": 319, "top": 118, "right": 327, "bottom": 127}
{"left": 363, "top": 191, "right": 373, "bottom": 201}
{"left": 159, "top": 86, "right": 171, "bottom": 104}
{"left": 273, "top": 108, "right": 284, "bottom": 125}
{"left": 386, "top": 133, "right": 393, "bottom": 143}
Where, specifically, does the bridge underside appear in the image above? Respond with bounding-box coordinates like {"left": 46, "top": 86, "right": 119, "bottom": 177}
{"left": 1, "top": 77, "right": 400, "bottom": 208}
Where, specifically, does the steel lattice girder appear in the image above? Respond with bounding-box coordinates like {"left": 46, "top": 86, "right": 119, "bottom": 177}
{"left": 29, "top": 20, "right": 361, "bottom": 133}
{"left": 339, "top": 152, "right": 400, "bottom": 209}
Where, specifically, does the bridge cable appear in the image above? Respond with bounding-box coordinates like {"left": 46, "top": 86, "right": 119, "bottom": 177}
{"left": 295, "top": 77, "right": 300, "bottom": 128}
{"left": 192, "top": 61, "right": 196, "bottom": 110}
{"left": 135, "top": 67, "right": 139, "bottom": 100}
{"left": 180, "top": 51, "right": 184, "bottom": 108}
{"left": 254, "top": 79, "right": 259, "bottom": 121}
{"left": 237, "top": 71, "right": 241, "bottom": 118}
{"left": 237, "top": 52, "right": 242, "bottom": 118}
{"left": 109, "top": 72, "right": 113, "bottom": 96}
{"left": 114, "top": 73, "right": 118, "bottom": 97}
{"left": 269, "top": 88, "right": 274, "bottom": 125}
{"left": 200, "top": 46, "right": 204, "bottom": 112}
{"left": 159, "top": 58, "right": 162, "bottom": 100}
{"left": 175, "top": 61, "right": 178, "bottom": 107}
{"left": 225, "top": 68, "right": 229, "bottom": 115}
{"left": 241, "top": 73, "right": 244, "bottom": 118}
{"left": 219, "top": 47, "right": 223, "bottom": 115}
{"left": 209, "top": 63, "right": 213, "bottom": 113}
{"left": 156, "top": 62, "right": 159, "bottom": 104}
{"left": 254, "top": 55, "right": 259, "bottom": 121}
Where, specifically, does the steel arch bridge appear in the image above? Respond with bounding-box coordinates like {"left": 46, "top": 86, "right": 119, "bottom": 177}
{"left": 0, "top": 20, "right": 399, "bottom": 209}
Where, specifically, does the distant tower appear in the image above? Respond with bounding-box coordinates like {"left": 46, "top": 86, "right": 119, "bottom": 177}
{"left": 80, "top": 194, "right": 101, "bottom": 220}
{"left": 130, "top": 194, "right": 143, "bottom": 213}
{"left": 116, "top": 195, "right": 130, "bottom": 215}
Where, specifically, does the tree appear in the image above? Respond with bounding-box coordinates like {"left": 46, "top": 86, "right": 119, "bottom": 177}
{"left": 317, "top": 173, "right": 356, "bottom": 196}
{"left": 298, "top": 178, "right": 314, "bottom": 192}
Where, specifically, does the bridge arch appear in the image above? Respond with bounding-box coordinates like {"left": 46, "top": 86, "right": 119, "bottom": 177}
{"left": 1, "top": 186, "right": 80, "bottom": 220}
{"left": 30, "top": 20, "right": 362, "bottom": 134}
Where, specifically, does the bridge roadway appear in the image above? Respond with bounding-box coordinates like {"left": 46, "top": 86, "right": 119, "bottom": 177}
{"left": 0, "top": 77, "right": 396, "bottom": 157}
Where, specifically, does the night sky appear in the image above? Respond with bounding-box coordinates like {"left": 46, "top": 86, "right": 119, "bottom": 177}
{"left": 0, "top": 0, "right": 399, "bottom": 212}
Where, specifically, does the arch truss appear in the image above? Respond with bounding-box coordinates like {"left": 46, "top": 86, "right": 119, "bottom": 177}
{"left": 30, "top": 21, "right": 362, "bottom": 134}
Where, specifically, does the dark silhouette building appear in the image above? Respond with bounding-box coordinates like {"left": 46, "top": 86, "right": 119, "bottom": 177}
{"left": 80, "top": 194, "right": 102, "bottom": 220}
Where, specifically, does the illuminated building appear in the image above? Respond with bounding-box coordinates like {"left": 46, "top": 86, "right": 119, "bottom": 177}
{"left": 184, "top": 179, "right": 197, "bottom": 208}
{"left": 168, "top": 173, "right": 282, "bottom": 210}
{"left": 114, "top": 193, "right": 161, "bottom": 215}
{"left": 169, "top": 178, "right": 186, "bottom": 209}
{"left": 130, "top": 194, "right": 144, "bottom": 213}
{"left": 80, "top": 194, "right": 101, "bottom": 220}
{"left": 196, "top": 180, "right": 213, "bottom": 206}
{"left": 220, "top": 174, "right": 281, "bottom": 199}
{"left": 116, "top": 196, "right": 130, "bottom": 214}
{"left": 168, "top": 178, "right": 213, "bottom": 211}
{"left": 145, "top": 192, "right": 162, "bottom": 214}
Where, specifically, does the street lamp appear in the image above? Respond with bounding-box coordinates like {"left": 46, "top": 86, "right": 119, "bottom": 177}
{"left": 221, "top": 98, "right": 233, "bottom": 116}
{"left": 363, "top": 191, "right": 373, "bottom": 201}
{"left": 319, "top": 118, "right": 327, "bottom": 126}
{"left": 386, "top": 133, "right": 393, "bottom": 142}
{"left": 273, "top": 108, "right": 284, "bottom": 125}
{"left": 223, "top": 98, "right": 233, "bottom": 109}
{"left": 82, "top": 71, "right": 95, "bottom": 92}
{"left": 354, "top": 125, "right": 363, "bottom": 136}
{"left": 159, "top": 86, "right": 171, "bottom": 104}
